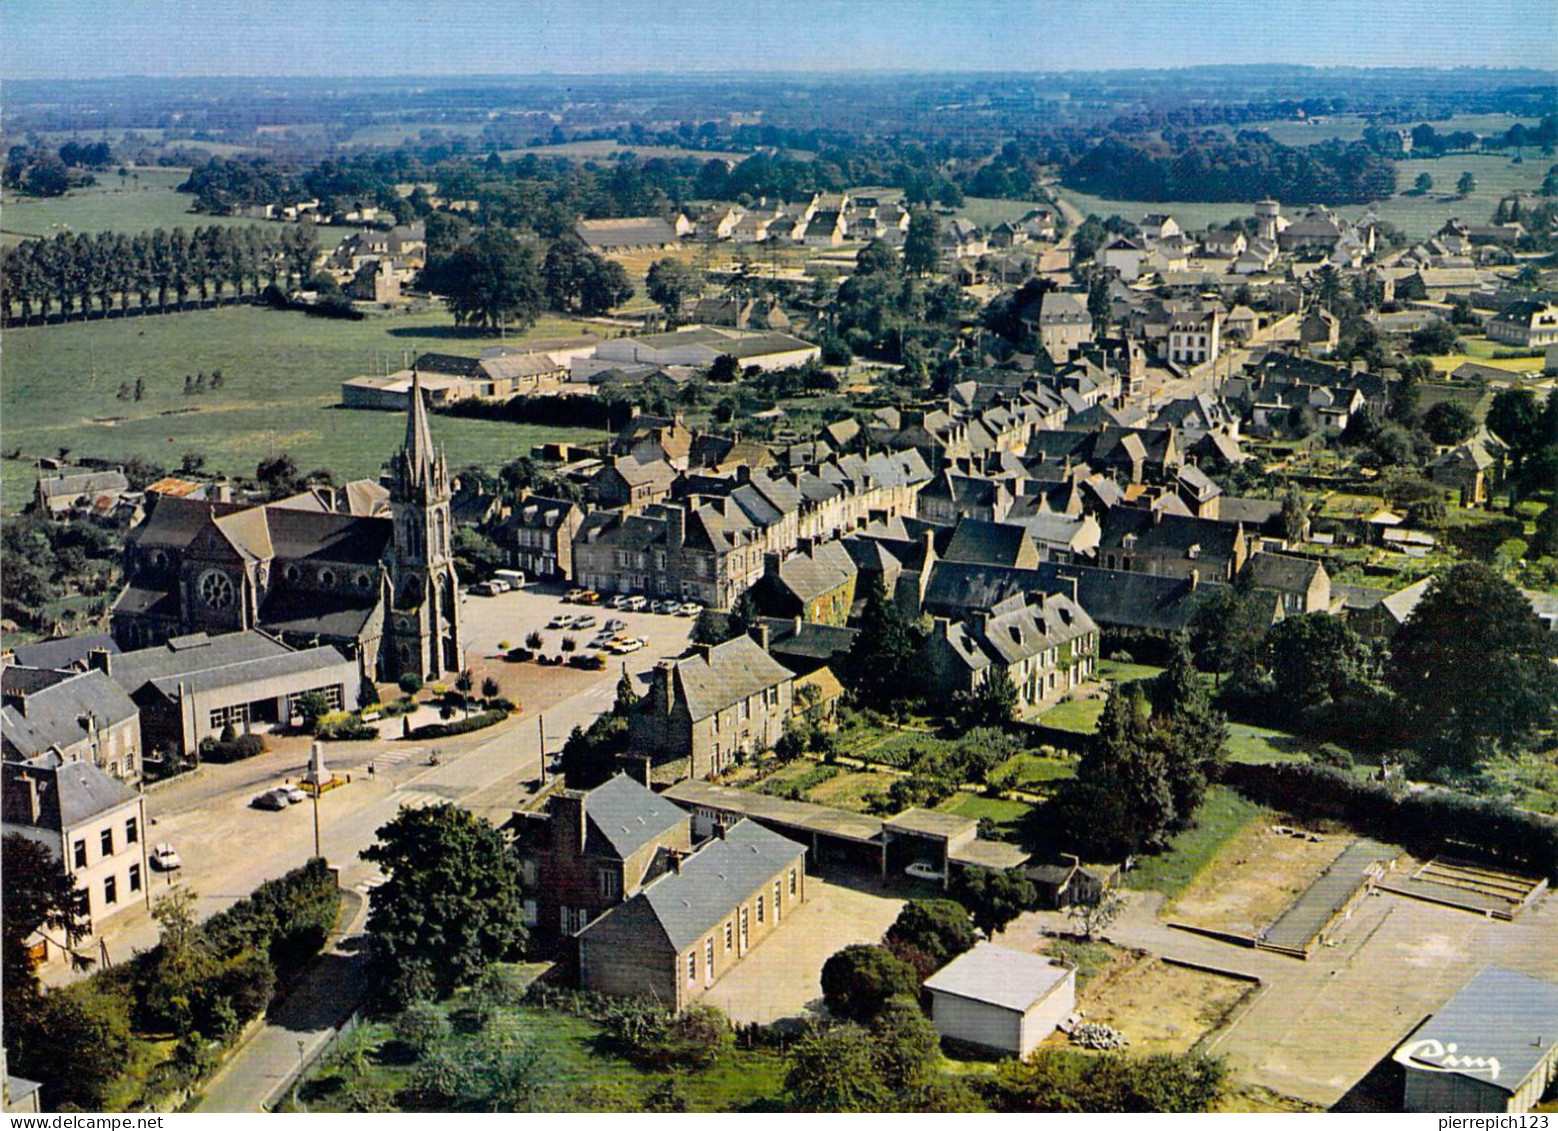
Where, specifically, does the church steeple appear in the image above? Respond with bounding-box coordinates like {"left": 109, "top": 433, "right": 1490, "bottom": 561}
{"left": 403, "top": 368, "right": 436, "bottom": 483}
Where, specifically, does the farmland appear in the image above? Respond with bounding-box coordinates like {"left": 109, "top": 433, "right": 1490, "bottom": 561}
{"left": 2, "top": 305, "right": 603, "bottom": 511}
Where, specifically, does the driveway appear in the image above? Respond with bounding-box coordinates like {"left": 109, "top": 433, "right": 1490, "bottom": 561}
{"left": 701, "top": 876, "right": 905, "bottom": 1025}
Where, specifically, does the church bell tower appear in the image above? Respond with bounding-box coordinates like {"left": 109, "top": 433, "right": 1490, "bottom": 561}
{"left": 384, "top": 370, "right": 462, "bottom": 680}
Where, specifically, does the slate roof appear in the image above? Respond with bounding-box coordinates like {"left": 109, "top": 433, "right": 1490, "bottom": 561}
{"left": 924, "top": 943, "right": 1070, "bottom": 1013}
{"left": 1397, "top": 967, "right": 1558, "bottom": 1094}
{"left": 1241, "top": 552, "right": 1322, "bottom": 594}
{"left": 774, "top": 542, "right": 856, "bottom": 604}
{"left": 583, "top": 819, "right": 806, "bottom": 952}
{"left": 37, "top": 468, "right": 129, "bottom": 501}
{"left": 3, "top": 752, "right": 139, "bottom": 832}
{"left": 662, "top": 780, "right": 885, "bottom": 844}
{"left": 942, "top": 519, "right": 1036, "bottom": 568}
{"left": 259, "top": 590, "right": 381, "bottom": 639}
{"left": 105, "top": 631, "right": 295, "bottom": 693}
{"left": 576, "top": 216, "right": 678, "bottom": 249}
{"left": 1098, "top": 508, "right": 1242, "bottom": 567}
{"left": 669, "top": 635, "right": 793, "bottom": 722}
{"left": 580, "top": 773, "right": 690, "bottom": 860}
{"left": 1, "top": 668, "right": 139, "bottom": 759}
{"left": 143, "top": 645, "right": 352, "bottom": 698}
{"left": 9, "top": 633, "right": 120, "bottom": 672}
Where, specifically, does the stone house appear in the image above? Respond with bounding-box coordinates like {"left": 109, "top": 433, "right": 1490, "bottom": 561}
{"left": 921, "top": 593, "right": 1098, "bottom": 713}
{"left": 491, "top": 494, "right": 583, "bottom": 581}
{"left": 1, "top": 667, "right": 143, "bottom": 782}
{"left": 628, "top": 635, "right": 794, "bottom": 782}
{"left": 577, "top": 818, "right": 807, "bottom": 1012}
{"left": 507, "top": 774, "right": 694, "bottom": 949}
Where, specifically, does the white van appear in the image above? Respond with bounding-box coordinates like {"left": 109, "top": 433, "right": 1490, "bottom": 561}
{"left": 494, "top": 569, "right": 526, "bottom": 588}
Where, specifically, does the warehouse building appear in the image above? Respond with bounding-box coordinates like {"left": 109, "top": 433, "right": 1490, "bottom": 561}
{"left": 1394, "top": 966, "right": 1558, "bottom": 1114}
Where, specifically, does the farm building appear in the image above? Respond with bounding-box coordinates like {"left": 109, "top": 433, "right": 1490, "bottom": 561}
{"left": 924, "top": 943, "right": 1076, "bottom": 1057}
{"left": 1394, "top": 967, "right": 1558, "bottom": 1114}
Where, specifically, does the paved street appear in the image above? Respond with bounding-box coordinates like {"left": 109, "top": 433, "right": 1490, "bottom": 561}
{"left": 998, "top": 886, "right": 1558, "bottom": 1108}
{"left": 45, "top": 586, "right": 695, "bottom": 985}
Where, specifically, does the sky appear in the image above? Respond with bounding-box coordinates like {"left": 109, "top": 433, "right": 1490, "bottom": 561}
{"left": 4, "top": 0, "right": 1555, "bottom": 80}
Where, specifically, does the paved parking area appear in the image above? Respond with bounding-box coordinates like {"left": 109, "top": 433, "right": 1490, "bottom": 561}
{"left": 700, "top": 877, "right": 905, "bottom": 1025}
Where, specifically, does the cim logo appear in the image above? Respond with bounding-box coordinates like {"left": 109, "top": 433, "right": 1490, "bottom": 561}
{"left": 1394, "top": 1038, "right": 1502, "bottom": 1081}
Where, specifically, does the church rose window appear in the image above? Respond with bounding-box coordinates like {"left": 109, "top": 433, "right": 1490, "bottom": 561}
{"left": 198, "top": 570, "right": 235, "bottom": 609}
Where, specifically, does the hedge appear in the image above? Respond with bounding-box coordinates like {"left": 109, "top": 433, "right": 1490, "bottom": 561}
{"left": 407, "top": 708, "right": 510, "bottom": 741}
{"left": 199, "top": 733, "right": 267, "bottom": 763}
{"left": 203, "top": 857, "right": 341, "bottom": 983}
{"left": 1223, "top": 762, "right": 1558, "bottom": 879}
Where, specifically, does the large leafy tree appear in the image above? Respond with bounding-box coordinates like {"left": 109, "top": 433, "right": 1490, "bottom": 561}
{"left": 361, "top": 804, "right": 527, "bottom": 1004}
{"left": 1388, "top": 564, "right": 1558, "bottom": 769}
{"left": 884, "top": 899, "right": 976, "bottom": 971}
{"left": 902, "top": 210, "right": 940, "bottom": 277}
{"left": 1258, "top": 613, "right": 1382, "bottom": 716}
{"left": 783, "top": 1023, "right": 893, "bottom": 1112}
{"left": 1188, "top": 585, "right": 1269, "bottom": 684}
{"left": 950, "top": 867, "right": 1038, "bottom": 937}
{"left": 819, "top": 944, "right": 919, "bottom": 1023}
{"left": 644, "top": 257, "right": 702, "bottom": 321}
{"left": 421, "top": 228, "right": 541, "bottom": 330}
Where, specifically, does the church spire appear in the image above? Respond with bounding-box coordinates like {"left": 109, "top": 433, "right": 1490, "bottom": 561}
{"left": 403, "top": 367, "right": 436, "bottom": 481}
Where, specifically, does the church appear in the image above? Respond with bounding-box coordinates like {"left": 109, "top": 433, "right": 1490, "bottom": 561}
{"left": 110, "top": 372, "right": 462, "bottom": 681}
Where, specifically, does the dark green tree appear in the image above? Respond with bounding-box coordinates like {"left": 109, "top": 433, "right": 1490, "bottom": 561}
{"left": 820, "top": 944, "right": 919, "bottom": 1023}
{"left": 361, "top": 804, "right": 528, "bottom": 1004}
{"left": 845, "top": 575, "right": 917, "bottom": 710}
{"left": 1259, "top": 614, "right": 1381, "bottom": 715}
{"left": 645, "top": 257, "right": 702, "bottom": 322}
{"left": 1423, "top": 401, "right": 1477, "bottom": 446}
{"left": 783, "top": 1023, "right": 892, "bottom": 1112}
{"left": 3, "top": 833, "right": 90, "bottom": 1037}
{"left": 903, "top": 210, "right": 940, "bottom": 277}
{"left": 951, "top": 867, "right": 1037, "bottom": 937}
{"left": 884, "top": 899, "right": 976, "bottom": 970}
{"left": 1388, "top": 563, "right": 1558, "bottom": 768}
{"left": 421, "top": 228, "right": 542, "bottom": 331}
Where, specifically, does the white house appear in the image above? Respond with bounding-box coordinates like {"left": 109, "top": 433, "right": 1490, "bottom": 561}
{"left": 923, "top": 942, "right": 1076, "bottom": 1057}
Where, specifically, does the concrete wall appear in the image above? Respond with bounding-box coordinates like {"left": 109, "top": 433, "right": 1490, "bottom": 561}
{"left": 930, "top": 992, "right": 1023, "bottom": 1056}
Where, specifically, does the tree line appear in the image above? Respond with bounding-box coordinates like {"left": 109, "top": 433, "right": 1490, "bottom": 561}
{"left": 1, "top": 223, "right": 319, "bottom": 324}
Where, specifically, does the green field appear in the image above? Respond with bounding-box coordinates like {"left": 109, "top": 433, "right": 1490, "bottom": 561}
{"left": 938, "top": 793, "right": 1036, "bottom": 842}
{"left": 955, "top": 196, "right": 1054, "bottom": 228}
{"left": 1243, "top": 113, "right": 1543, "bottom": 149}
{"left": 1058, "top": 148, "right": 1548, "bottom": 240}
{"left": 1123, "top": 786, "right": 1270, "bottom": 899}
{"left": 2, "top": 306, "right": 604, "bottom": 510}
{"left": 1, "top": 169, "right": 359, "bottom": 249}
{"left": 498, "top": 139, "right": 751, "bottom": 164}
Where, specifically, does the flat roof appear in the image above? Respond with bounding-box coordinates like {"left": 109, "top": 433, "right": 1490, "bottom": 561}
{"left": 1394, "top": 966, "right": 1558, "bottom": 1093}
{"left": 662, "top": 780, "right": 884, "bottom": 845}
{"left": 884, "top": 807, "right": 978, "bottom": 841}
{"left": 924, "top": 943, "right": 1071, "bottom": 1013}
{"left": 951, "top": 840, "right": 1031, "bottom": 870}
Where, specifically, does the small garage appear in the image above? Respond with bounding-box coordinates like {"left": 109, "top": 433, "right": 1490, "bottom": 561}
{"left": 924, "top": 942, "right": 1076, "bottom": 1059}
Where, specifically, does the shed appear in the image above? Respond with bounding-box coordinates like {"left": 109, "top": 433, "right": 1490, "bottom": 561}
{"left": 924, "top": 942, "right": 1076, "bottom": 1057}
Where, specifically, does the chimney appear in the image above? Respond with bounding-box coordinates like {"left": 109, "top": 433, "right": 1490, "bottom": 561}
{"left": 922, "top": 529, "right": 937, "bottom": 565}
{"left": 763, "top": 551, "right": 783, "bottom": 579}
{"left": 751, "top": 622, "right": 771, "bottom": 653}
{"left": 654, "top": 662, "right": 674, "bottom": 708}
{"left": 215, "top": 481, "right": 233, "bottom": 503}
{"left": 552, "top": 790, "right": 588, "bottom": 855}
{"left": 735, "top": 464, "right": 751, "bottom": 485}
{"left": 794, "top": 615, "right": 803, "bottom": 636}
{"left": 668, "top": 849, "right": 683, "bottom": 875}
{"left": 88, "top": 648, "right": 113, "bottom": 677}
{"left": 1189, "top": 568, "right": 1200, "bottom": 590}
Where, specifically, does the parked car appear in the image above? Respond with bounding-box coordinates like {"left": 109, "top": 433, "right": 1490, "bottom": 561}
{"left": 610, "top": 594, "right": 633, "bottom": 610}
{"left": 609, "top": 637, "right": 646, "bottom": 654}
{"left": 149, "top": 843, "right": 182, "bottom": 871}
{"left": 547, "top": 615, "right": 571, "bottom": 629}
{"left": 623, "top": 595, "right": 648, "bottom": 611}
{"left": 677, "top": 602, "right": 702, "bottom": 617}
{"left": 282, "top": 785, "right": 307, "bottom": 804}
{"left": 604, "top": 618, "right": 627, "bottom": 632}
{"left": 905, "top": 861, "right": 945, "bottom": 882}
{"left": 572, "top": 614, "right": 597, "bottom": 629}
{"left": 577, "top": 590, "right": 602, "bottom": 605}
{"left": 564, "top": 588, "right": 586, "bottom": 603}
{"left": 252, "top": 789, "right": 290, "bottom": 811}
{"left": 651, "top": 599, "right": 679, "bottom": 614}
{"left": 472, "top": 580, "right": 507, "bottom": 597}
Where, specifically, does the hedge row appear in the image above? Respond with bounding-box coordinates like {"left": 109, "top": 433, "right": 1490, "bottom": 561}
{"left": 1223, "top": 762, "right": 1558, "bottom": 879}
{"left": 199, "top": 733, "right": 266, "bottom": 762}
{"left": 407, "top": 708, "right": 510, "bottom": 741}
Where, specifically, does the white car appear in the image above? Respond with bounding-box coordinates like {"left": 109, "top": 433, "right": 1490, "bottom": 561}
{"left": 282, "top": 785, "right": 307, "bottom": 805}
{"left": 610, "top": 594, "right": 634, "bottom": 610}
{"left": 608, "top": 637, "right": 646, "bottom": 654}
{"left": 677, "top": 602, "right": 702, "bottom": 617}
{"left": 905, "top": 861, "right": 945, "bottom": 882}
{"left": 571, "top": 614, "right": 597, "bottom": 630}
{"left": 623, "top": 595, "right": 648, "bottom": 612}
{"left": 604, "top": 618, "right": 627, "bottom": 632}
{"left": 547, "top": 615, "right": 571, "bottom": 629}
{"left": 149, "top": 843, "right": 182, "bottom": 871}
{"left": 652, "top": 599, "right": 679, "bottom": 615}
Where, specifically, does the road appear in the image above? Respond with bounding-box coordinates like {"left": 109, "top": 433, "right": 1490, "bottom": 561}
{"left": 46, "top": 587, "right": 695, "bottom": 985}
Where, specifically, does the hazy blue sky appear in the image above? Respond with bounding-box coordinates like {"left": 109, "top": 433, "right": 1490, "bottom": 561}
{"left": 6, "top": 0, "right": 1555, "bottom": 79}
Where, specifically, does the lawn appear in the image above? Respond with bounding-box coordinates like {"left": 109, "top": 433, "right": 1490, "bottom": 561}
{"left": 937, "top": 793, "right": 1036, "bottom": 843}
{"left": 1225, "top": 723, "right": 1323, "bottom": 766}
{"left": 0, "top": 169, "right": 350, "bottom": 248}
{"left": 805, "top": 768, "right": 895, "bottom": 812}
{"left": 955, "top": 196, "right": 1054, "bottom": 229}
{"left": 1122, "top": 786, "right": 1271, "bottom": 900}
{"left": 1242, "top": 113, "right": 1541, "bottom": 149}
{"left": 992, "top": 751, "right": 1076, "bottom": 792}
{"left": 2, "top": 305, "right": 603, "bottom": 510}
{"left": 1053, "top": 188, "right": 1251, "bottom": 236}
{"left": 298, "top": 985, "right": 787, "bottom": 1112}
{"left": 1036, "top": 696, "right": 1105, "bottom": 735}
{"left": 498, "top": 138, "right": 750, "bottom": 164}
{"left": 1097, "top": 659, "right": 1164, "bottom": 685}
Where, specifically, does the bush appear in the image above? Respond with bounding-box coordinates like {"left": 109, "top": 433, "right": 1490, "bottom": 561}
{"left": 820, "top": 945, "right": 919, "bottom": 1023}
{"left": 199, "top": 732, "right": 267, "bottom": 762}
{"left": 394, "top": 1000, "right": 451, "bottom": 1057}
{"left": 407, "top": 708, "right": 509, "bottom": 741}
{"left": 560, "top": 635, "right": 578, "bottom": 653}
{"left": 485, "top": 696, "right": 519, "bottom": 714}
{"left": 600, "top": 1001, "right": 732, "bottom": 1071}
{"left": 568, "top": 653, "right": 606, "bottom": 670}
{"left": 203, "top": 857, "right": 341, "bottom": 982}
{"left": 398, "top": 673, "right": 424, "bottom": 696}
{"left": 505, "top": 647, "right": 534, "bottom": 663}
